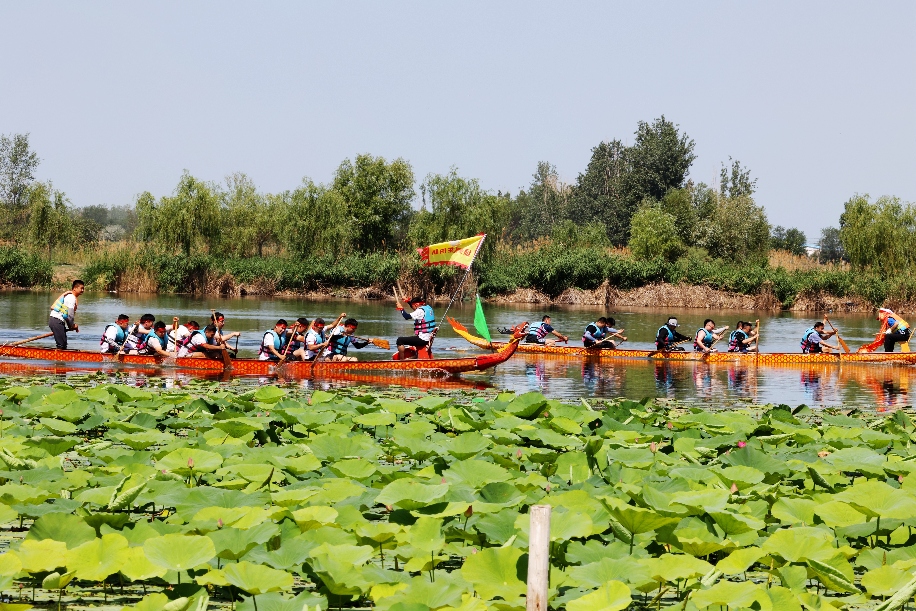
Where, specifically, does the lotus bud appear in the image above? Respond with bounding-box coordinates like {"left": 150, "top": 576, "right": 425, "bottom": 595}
{"left": 649, "top": 442, "right": 657, "bottom": 453}
{"left": 161, "top": 469, "right": 167, "bottom": 474}
{"left": 464, "top": 505, "right": 473, "bottom": 518}
{"left": 441, "top": 477, "right": 447, "bottom": 484}
{"left": 546, "top": 484, "right": 551, "bottom": 493}
{"left": 730, "top": 483, "right": 738, "bottom": 494}
{"left": 900, "top": 475, "right": 905, "bottom": 483}
{"left": 257, "top": 412, "right": 262, "bottom": 417}
{"left": 0, "top": 409, "right": 4, "bottom": 415}
{"left": 266, "top": 412, "right": 270, "bottom": 416}
{"left": 516, "top": 449, "right": 523, "bottom": 459}
{"left": 217, "top": 518, "right": 223, "bottom": 529}
{"left": 385, "top": 504, "right": 393, "bottom": 512}
{"left": 634, "top": 438, "right": 639, "bottom": 443}
{"left": 817, "top": 450, "right": 830, "bottom": 458}
{"left": 737, "top": 441, "right": 747, "bottom": 448}
{"left": 666, "top": 421, "right": 673, "bottom": 430}
{"left": 187, "top": 457, "right": 194, "bottom": 469}
{"left": 543, "top": 412, "right": 549, "bottom": 418}
{"left": 471, "top": 547, "right": 477, "bottom": 554}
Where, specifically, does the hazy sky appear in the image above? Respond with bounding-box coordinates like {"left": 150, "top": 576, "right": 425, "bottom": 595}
{"left": 2, "top": 2, "right": 913, "bottom": 236}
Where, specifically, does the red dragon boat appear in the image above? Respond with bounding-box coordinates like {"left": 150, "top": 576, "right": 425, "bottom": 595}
{"left": 0, "top": 326, "right": 524, "bottom": 377}
{"left": 447, "top": 317, "right": 916, "bottom": 365}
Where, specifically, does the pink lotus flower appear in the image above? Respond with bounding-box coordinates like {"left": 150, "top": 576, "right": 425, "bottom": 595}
{"left": 217, "top": 518, "right": 223, "bottom": 529}
{"left": 464, "top": 506, "right": 473, "bottom": 518}
{"left": 187, "top": 457, "right": 194, "bottom": 469}
{"left": 737, "top": 441, "right": 747, "bottom": 448}
{"left": 546, "top": 484, "right": 551, "bottom": 493}
{"left": 730, "top": 483, "right": 738, "bottom": 494}
{"left": 441, "top": 477, "right": 447, "bottom": 484}
{"left": 516, "top": 449, "right": 523, "bottom": 459}
{"left": 666, "top": 422, "right": 673, "bottom": 430}
{"left": 899, "top": 475, "right": 905, "bottom": 483}
{"left": 471, "top": 548, "right": 477, "bottom": 554}
{"left": 649, "top": 442, "right": 658, "bottom": 453}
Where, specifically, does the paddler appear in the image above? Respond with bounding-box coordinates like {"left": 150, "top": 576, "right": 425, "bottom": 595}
{"left": 800, "top": 321, "right": 838, "bottom": 353}
{"left": 48, "top": 279, "right": 84, "bottom": 349}
{"left": 178, "top": 323, "right": 230, "bottom": 365}
{"left": 525, "top": 315, "right": 569, "bottom": 345}
{"left": 142, "top": 321, "right": 175, "bottom": 357}
{"left": 396, "top": 296, "right": 435, "bottom": 359}
{"left": 285, "top": 317, "right": 310, "bottom": 361}
{"left": 877, "top": 308, "right": 911, "bottom": 352}
{"left": 258, "top": 320, "right": 290, "bottom": 362}
{"left": 301, "top": 313, "right": 347, "bottom": 361}
{"left": 727, "top": 321, "right": 759, "bottom": 353}
{"left": 99, "top": 314, "right": 130, "bottom": 354}
{"left": 211, "top": 311, "right": 241, "bottom": 349}
{"left": 655, "top": 317, "right": 690, "bottom": 351}
{"left": 323, "top": 318, "right": 370, "bottom": 362}
{"left": 583, "top": 317, "right": 626, "bottom": 349}
{"left": 123, "top": 314, "right": 156, "bottom": 354}
{"left": 694, "top": 319, "right": 729, "bottom": 353}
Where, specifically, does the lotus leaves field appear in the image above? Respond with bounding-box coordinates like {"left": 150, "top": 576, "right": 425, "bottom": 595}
{"left": 0, "top": 377, "right": 915, "bottom": 610}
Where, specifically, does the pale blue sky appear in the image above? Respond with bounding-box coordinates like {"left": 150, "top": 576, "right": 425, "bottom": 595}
{"left": 2, "top": 2, "right": 913, "bottom": 236}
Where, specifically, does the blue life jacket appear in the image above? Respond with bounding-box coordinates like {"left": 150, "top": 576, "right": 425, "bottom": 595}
{"left": 414, "top": 305, "right": 436, "bottom": 335}
{"left": 656, "top": 325, "right": 675, "bottom": 348}
{"left": 583, "top": 323, "right": 607, "bottom": 343}
{"left": 328, "top": 331, "right": 352, "bottom": 356}
{"left": 125, "top": 324, "right": 150, "bottom": 351}
{"left": 800, "top": 327, "right": 819, "bottom": 353}
{"left": 694, "top": 328, "right": 714, "bottom": 351}
{"left": 259, "top": 329, "right": 288, "bottom": 357}
{"left": 100, "top": 324, "right": 127, "bottom": 349}
{"left": 728, "top": 330, "right": 748, "bottom": 352}
{"left": 146, "top": 332, "right": 169, "bottom": 353}
{"left": 527, "top": 322, "right": 550, "bottom": 340}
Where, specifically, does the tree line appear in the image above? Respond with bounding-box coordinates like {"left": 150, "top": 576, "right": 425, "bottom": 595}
{"left": 3, "top": 120, "right": 907, "bottom": 282}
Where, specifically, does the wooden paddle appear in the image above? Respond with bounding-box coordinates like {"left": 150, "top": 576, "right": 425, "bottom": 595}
{"left": 824, "top": 316, "right": 850, "bottom": 353}
{"left": 354, "top": 336, "right": 391, "bottom": 350}
{"left": 171, "top": 317, "right": 180, "bottom": 356}
{"left": 1, "top": 332, "right": 54, "bottom": 348}
{"left": 576, "top": 336, "right": 626, "bottom": 355}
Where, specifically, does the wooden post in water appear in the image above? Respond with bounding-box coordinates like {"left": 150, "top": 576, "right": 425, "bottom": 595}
{"left": 526, "top": 504, "right": 551, "bottom": 611}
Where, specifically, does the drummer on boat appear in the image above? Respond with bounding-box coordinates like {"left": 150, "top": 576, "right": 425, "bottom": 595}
{"left": 99, "top": 314, "right": 130, "bottom": 354}
{"left": 877, "top": 308, "right": 911, "bottom": 352}
{"left": 525, "top": 316, "right": 569, "bottom": 346}
{"left": 396, "top": 296, "right": 435, "bottom": 360}
{"left": 800, "top": 321, "right": 838, "bottom": 353}
{"left": 48, "top": 279, "right": 84, "bottom": 349}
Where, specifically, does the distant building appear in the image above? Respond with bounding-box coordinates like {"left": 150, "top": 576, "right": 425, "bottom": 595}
{"left": 804, "top": 244, "right": 820, "bottom": 257}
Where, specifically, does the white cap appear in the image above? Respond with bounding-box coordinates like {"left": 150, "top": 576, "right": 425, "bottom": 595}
{"left": 667, "top": 318, "right": 678, "bottom": 327}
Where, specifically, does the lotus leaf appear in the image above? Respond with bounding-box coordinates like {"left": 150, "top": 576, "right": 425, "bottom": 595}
{"left": 308, "top": 543, "right": 374, "bottom": 595}
{"left": 860, "top": 564, "right": 911, "bottom": 597}
{"left": 836, "top": 479, "right": 916, "bottom": 519}
{"left": 806, "top": 556, "right": 858, "bottom": 593}
{"left": 692, "top": 580, "right": 766, "bottom": 609}
{"left": 761, "top": 527, "right": 837, "bottom": 564}
{"left": 222, "top": 561, "right": 294, "bottom": 595}
{"left": 642, "top": 554, "right": 713, "bottom": 583}
{"left": 445, "top": 432, "right": 491, "bottom": 459}
{"left": 669, "top": 489, "right": 730, "bottom": 513}
{"left": 812, "top": 500, "right": 866, "bottom": 528}
{"left": 708, "top": 510, "right": 765, "bottom": 536}
{"left": 292, "top": 505, "right": 338, "bottom": 531}
{"left": 212, "top": 418, "right": 264, "bottom": 437}
{"left": 40, "top": 570, "right": 75, "bottom": 590}
{"left": 158, "top": 448, "right": 223, "bottom": 475}
{"left": 65, "top": 533, "right": 129, "bottom": 581}
{"left": 772, "top": 497, "right": 818, "bottom": 525}
{"left": 26, "top": 513, "right": 95, "bottom": 549}
{"left": 567, "top": 557, "right": 651, "bottom": 588}
{"left": 565, "top": 581, "right": 631, "bottom": 611}
{"left": 376, "top": 479, "right": 449, "bottom": 511}
{"left": 144, "top": 534, "right": 216, "bottom": 571}
{"left": 13, "top": 539, "right": 66, "bottom": 572}
{"left": 0, "top": 553, "right": 21, "bottom": 577}
{"left": 460, "top": 545, "right": 526, "bottom": 600}
{"left": 236, "top": 591, "right": 328, "bottom": 611}
{"left": 555, "top": 451, "right": 591, "bottom": 485}
{"left": 603, "top": 498, "right": 679, "bottom": 538}
{"left": 408, "top": 517, "right": 444, "bottom": 553}
{"left": 716, "top": 546, "right": 764, "bottom": 575}
{"left": 208, "top": 522, "right": 280, "bottom": 560}
{"left": 329, "top": 458, "right": 377, "bottom": 479}
{"left": 120, "top": 546, "right": 168, "bottom": 580}
{"left": 445, "top": 459, "right": 510, "bottom": 489}
{"left": 376, "top": 574, "right": 467, "bottom": 611}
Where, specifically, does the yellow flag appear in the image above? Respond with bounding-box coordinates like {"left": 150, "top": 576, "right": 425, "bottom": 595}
{"left": 417, "top": 235, "right": 485, "bottom": 269}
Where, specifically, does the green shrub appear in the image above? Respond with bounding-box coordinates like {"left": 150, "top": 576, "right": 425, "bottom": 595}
{"left": 0, "top": 246, "right": 52, "bottom": 286}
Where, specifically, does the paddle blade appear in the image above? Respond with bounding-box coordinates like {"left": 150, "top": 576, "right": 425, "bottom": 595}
{"left": 473, "top": 294, "right": 492, "bottom": 342}
{"left": 370, "top": 338, "right": 391, "bottom": 350}
{"left": 838, "top": 336, "right": 850, "bottom": 353}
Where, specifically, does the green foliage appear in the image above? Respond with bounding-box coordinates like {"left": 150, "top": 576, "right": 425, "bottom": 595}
{"left": 0, "top": 132, "right": 40, "bottom": 210}
{"left": 510, "top": 161, "right": 570, "bottom": 242}
{"left": 819, "top": 226, "right": 845, "bottom": 264}
{"left": 706, "top": 194, "right": 771, "bottom": 264}
{"left": 219, "top": 173, "right": 280, "bottom": 258}
{"left": 0, "top": 246, "right": 52, "bottom": 286}
{"left": 0, "top": 382, "right": 911, "bottom": 608}
{"left": 567, "top": 141, "right": 629, "bottom": 245}
{"left": 332, "top": 154, "right": 415, "bottom": 250}
{"left": 719, "top": 157, "right": 757, "bottom": 199}
{"left": 840, "top": 194, "right": 916, "bottom": 271}
{"left": 628, "top": 204, "right": 684, "bottom": 262}
{"left": 624, "top": 116, "right": 696, "bottom": 211}
{"left": 137, "top": 172, "right": 222, "bottom": 256}
{"left": 771, "top": 226, "right": 807, "bottom": 255}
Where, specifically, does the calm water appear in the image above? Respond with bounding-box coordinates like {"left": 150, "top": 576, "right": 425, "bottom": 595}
{"left": 0, "top": 290, "right": 912, "bottom": 408}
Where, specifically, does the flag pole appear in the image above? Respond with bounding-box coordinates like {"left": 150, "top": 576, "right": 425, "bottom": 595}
{"left": 431, "top": 235, "right": 485, "bottom": 345}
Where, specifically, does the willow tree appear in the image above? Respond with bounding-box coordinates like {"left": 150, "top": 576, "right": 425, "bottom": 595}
{"left": 136, "top": 172, "right": 221, "bottom": 256}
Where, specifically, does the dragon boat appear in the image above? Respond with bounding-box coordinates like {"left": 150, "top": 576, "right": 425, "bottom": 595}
{"left": 447, "top": 317, "right": 916, "bottom": 365}
{"left": 0, "top": 326, "right": 524, "bottom": 377}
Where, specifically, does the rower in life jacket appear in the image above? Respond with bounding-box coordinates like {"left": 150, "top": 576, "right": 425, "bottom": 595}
{"left": 727, "top": 321, "right": 759, "bottom": 353}
{"left": 178, "top": 323, "right": 231, "bottom": 366}
{"left": 258, "top": 320, "right": 290, "bottom": 362}
{"left": 800, "top": 321, "right": 838, "bottom": 353}
{"left": 525, "top": 315, "right": 568, "bottom": 345}
{"left": 142, "top": 321, "right": 175, "bottom": 357}
{"left": 583, "top": 317, "right": 626, "bottom": 349}
{"left": 123, "top": 314, "right": 156, "bottom": 354}
{"left": 324, "top": 318, "right": 370, "bottom": 362}
{"left": 694, "top": 319, "right": 728, "bottom": 353}
{"left": 48, "top": 279, "right": 85, "bottom": 350}
{"left": 878, "top": 308, "right": 912, "bottom": 353}
{"left": 396, "top": 296, "right": 435, "bottom": 360}
{"left": 655, "top": 317, "right": 689, "bottom": 351}
{"left": 99, "top": 314, "right": 130, "bottom": 354}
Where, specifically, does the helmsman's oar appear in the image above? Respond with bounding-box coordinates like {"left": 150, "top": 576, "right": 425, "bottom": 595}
{"left": 1, "top": 332, "right": 54, "bottom": 348}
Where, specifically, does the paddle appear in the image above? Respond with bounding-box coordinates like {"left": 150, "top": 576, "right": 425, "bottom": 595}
{"left": 1, "top": 332, "right": 54, "bottom": 348}
{"left": 824, "top": 316, "right": 850, "bottom": 353}
{"left": 354, "top": 335, "right": 391, "bottom": 350}
{"left": 575, "top": 336, "right": 626, "bottom": 355}
{"left": 171, "top": 317, "right": 179, "bottom": 357}
{"left": 117, "top": 319, "right": 139, "bottom": 361}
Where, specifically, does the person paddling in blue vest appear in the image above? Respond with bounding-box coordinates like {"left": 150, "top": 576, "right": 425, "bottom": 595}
{"left": 298, "top": 313, "right": 347, "bottom": 361}
{"left": 48, "top": 279, "right": 85, "bottom": 349}
{"left": 694, "top": 319, "right": 729, "bottom": 353}
{"left": 396, "top": 296, "right": 435, "bottom": 359}
{"left": 100, "top": 314, "right": 130, "bottom": 354}
{"left": 583, "top": 317, "right": 626, "bottom": 349}
{"left": 142, "top": 321, "right": 176, "bottom": 357}
{"left": 526, "top": 316, "right": 569, "bottom": 345}
{"left": 727, "top": 321, "right": 759, "bottom": 353}
{"left": 178, "top": 323, "right": 231, "bottom": 366}
{"left": 258, "top": 320, "right": 290, "bottom": 362}
{"left": 123, "top": 314, "right": 156, "bottom": 354}
{"left": 655, "top": 317, "right": 690, "bottom": 351}
{"left": 324, "top": 318, "right": 371, "bottom": 362}
{"left": 800, "top": 321, "right": 838, "bottom": 354}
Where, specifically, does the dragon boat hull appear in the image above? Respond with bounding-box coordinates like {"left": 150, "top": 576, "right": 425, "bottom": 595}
{"left": 0, "top": 337, "right": 521, "bottom": 376}
{"left": 447, "top": 317, "right": 916, "bottom": 365}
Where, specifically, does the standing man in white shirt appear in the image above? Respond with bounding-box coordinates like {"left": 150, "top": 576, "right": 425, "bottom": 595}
{"left": 49, "top": 279, "right": 85, "bottom": 349}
